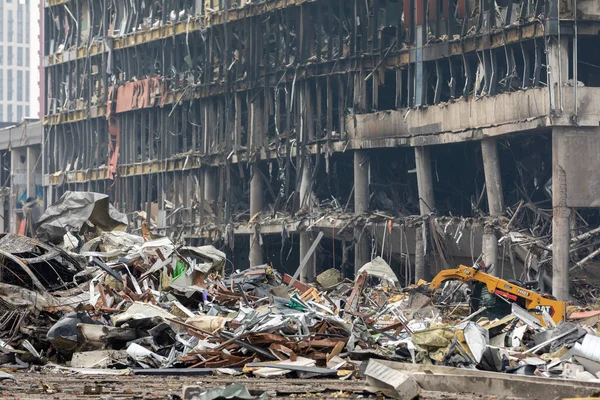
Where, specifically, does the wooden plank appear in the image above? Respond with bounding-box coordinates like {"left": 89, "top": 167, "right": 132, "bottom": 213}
{"left": 283, "top": 274, "right": 311, "bottom": 293}
{"left": 344, "top": 270, "right": 367, "bottom": 314}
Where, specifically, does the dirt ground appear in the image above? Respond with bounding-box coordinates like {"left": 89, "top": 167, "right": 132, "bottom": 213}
{"left": 0, "top": 371, "right": 524, "bottom": 400}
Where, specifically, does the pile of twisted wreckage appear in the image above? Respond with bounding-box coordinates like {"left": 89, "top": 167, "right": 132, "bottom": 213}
{"left": 3, "top": 191, "right": 600, "bottom": 399}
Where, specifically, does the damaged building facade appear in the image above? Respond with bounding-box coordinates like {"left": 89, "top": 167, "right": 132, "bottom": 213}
{"left": 42, "top": 0, "right": 600, "bottom": 301}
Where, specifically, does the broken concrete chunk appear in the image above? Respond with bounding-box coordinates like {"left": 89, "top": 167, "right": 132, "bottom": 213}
{"left": 364, "top": 359, "right": 421, "bottom": 400}
{"left": 316, "top": 268, "right": 342, "bottom": 289}
{"left": 562, "top": 362, "right": 585, "bottom": 378}
{"left": 574, "top": 355, "right": 600, "bottom": 375}
{"left": 71, "top": 350, "right": 128, "bottom": 369}
{"left": 573, "top": 370, "right": 599, "bottom": 381}
{"left": 185, "top": 315, "right": 231, "bottom": 335}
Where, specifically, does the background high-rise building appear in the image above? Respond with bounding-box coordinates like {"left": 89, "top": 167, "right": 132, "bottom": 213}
{"left": 0, "top": 0, "right": 41, "bottom": 124}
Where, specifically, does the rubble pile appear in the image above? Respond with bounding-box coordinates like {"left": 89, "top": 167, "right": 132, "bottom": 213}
{"left": 2, "top": 192, "right": 600, "bottom": 398}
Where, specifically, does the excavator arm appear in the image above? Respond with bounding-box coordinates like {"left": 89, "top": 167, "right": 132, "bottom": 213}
{"left": 429, "top": 265, "right": 566, "bottom": 326}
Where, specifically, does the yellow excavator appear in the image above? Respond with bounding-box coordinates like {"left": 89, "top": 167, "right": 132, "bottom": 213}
{"left": 426, "top": 264, "right": 566, "bottom": 327}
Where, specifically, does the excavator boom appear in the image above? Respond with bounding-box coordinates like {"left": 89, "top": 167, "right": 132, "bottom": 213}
{"left": 429, "top": 265, "right": 566, "bottom": 326}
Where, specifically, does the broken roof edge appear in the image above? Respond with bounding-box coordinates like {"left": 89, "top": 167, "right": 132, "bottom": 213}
{"left": 0, "top": 120, "right": 43, "bottom": 151}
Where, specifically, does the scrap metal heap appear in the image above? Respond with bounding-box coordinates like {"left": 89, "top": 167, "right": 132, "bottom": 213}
{"left": 1, "top": 193, "right": 600, "bottom": 399}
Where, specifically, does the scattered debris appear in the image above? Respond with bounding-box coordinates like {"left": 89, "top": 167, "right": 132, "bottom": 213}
{"left": 0, "top": 192, "right": 599, "bottom": 400}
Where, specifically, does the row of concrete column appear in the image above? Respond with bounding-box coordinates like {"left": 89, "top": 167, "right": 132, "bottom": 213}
{"left": 243, "top": 141, "right": 505, "bottom": 281}
{"left": 355, "top": 140, "right": 507, "bottom": 282}
{"left": 241, "top": 140, "right": 505, "bottom": 282}
{"left": 237, "top": 133, "right": 570, "bottom": 300}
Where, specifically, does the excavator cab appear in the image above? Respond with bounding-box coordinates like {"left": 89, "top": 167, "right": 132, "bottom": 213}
{"left": 470, "top": 281, "right": 519, "bottom": 321}
{"left": 522, "top": 280, "right": 540, "bottom": 291}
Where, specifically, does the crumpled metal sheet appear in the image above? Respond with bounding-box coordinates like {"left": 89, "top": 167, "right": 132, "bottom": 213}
{"left": 0, "top": 282, "right": 54, "bottom": 311}
{"left": 0, "top": 233, "right": 74, "bottom": 262}
{"left": 356, "top": 256, "right": 399, "bottom": 286}
{"left": 179, "top": 245, "right": 227, "bottom": 274}
{"left": 80, "top": 231, "right": 145, "bottom": 260}
{"left": 111, "top": 302, "right": 177, "bottom": 327}
{"left": 36, "top": 191, "right": 128, "bottom": 244}
{"left": 115, "top": 77, "right": 165, "bottom": 113}
{"left": 464, "top": 322, "right": 489, "bottom": 363}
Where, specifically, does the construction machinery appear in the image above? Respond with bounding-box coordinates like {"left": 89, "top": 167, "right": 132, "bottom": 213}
{"left": 427, "top": 264, "right": 566, "bottom": 327}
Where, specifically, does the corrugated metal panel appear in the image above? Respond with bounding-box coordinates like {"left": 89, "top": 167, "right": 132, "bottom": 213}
{"left": 115, "top": 77, "right": 166, "bottom": 114}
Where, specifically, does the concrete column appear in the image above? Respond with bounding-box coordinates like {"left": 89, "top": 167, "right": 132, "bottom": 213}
{"left": 414, "top": 0, "right": 427, "bottom": 106}
{"left": 547, "top": 37, "right": 570, "bottom": 113}
{"left": 10, "top": 148, "right": 26, "bottom": 233}
{"left": 481, "top": 138, "right": 504, "bottom": 217}
{"left": 483, "top": 224, "right": 498, "bottom": 275}
{"left": 249, "top": 165, "right": 264, "bottom": 267}
{"left": 414, "top": 225, "right": 426, "bottom": 282}
{"left": 26, "top": 146, "right": 40, "bottom": 201}
{"left": 552, "top": 129, "right": 571, "bottom": 301}
{"left": 203, "top": 167, "right": 217, "bottom": 205}
{"left": 481, "top": 137, "right": 503, "bottom": 275}
{"left": 194, "top": 0, "right": 203, "bottom": 15}
{"left": 299, "top": 157, "right": 313, "bottom": 210}
{"left": 354, "top": 150, "right": 370, "bottom": 272}
{"left": 414, "top": 146, "right": 434, "bottom": 278}
{"left": 299, "top": 157, "right": 316, "bottom": 283}
{"left": 415, "top": 146, "right": 435, "bottom": 215}
{"left": 299, "top": 233, "right": 316, "bottom": 282}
